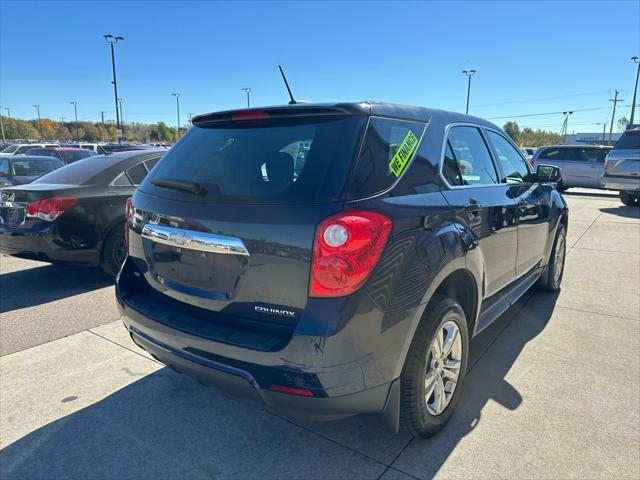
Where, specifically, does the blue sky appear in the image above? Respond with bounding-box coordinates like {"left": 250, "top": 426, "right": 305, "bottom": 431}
{"left": 1, "top": 0, "right": 638, "bottom": 133}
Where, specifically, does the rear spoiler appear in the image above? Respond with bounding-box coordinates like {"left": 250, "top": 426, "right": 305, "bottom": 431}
{"left": 192, "top": 104, "right": 371, "bottom": 126}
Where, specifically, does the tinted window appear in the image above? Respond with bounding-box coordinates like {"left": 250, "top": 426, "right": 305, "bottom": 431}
{"left": 349, "top": 118, "right": 426, "bottom": 198}
{"left": 0, "top": 145, "right": 19, "bottom": 154}
{"left": 486, "top": 130, "right": 531, "bottom": 183}
{"left": 34, "top": 156, "right": 108, "bottom": 185}
{"left": 10, "top": 159, "right": 63, "bottom": 176}
{"left": 614, "top": 130, "right": 640, "bottom": 149}
{"left": 144, "top": 157, "right": 160, "bottom": 171}
{"left": 16, "top": 145, "right": 36, "bottom": 154}
{"left": 0, "top": 160, "right": 8, "bottom": 176}
{"left": 567, "top": 148, "right": 609, "bottom": 162}
{"left": 126, "top": 163, "right": 147, "bottom": 185}
{"left": 62, "top": 150, "right": 93, "bottom": 163}
{"left": 25, "top": 149, "right": 58, "bottom": 158}
{"left": 538, "top": 148, "right": 564, "bottom": 160}
{"left": 442, "top": 127, "right": 498, "bottom": 186}
{"left": 112, "top": 172, "right": 133, "bottom": 186}
{"left": 143, "top": 116, "right": 367, "bottom": 204}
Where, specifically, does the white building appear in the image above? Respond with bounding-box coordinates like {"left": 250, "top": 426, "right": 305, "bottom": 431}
{"left": 564, "top": 132, "right": 622, "bottom": 145}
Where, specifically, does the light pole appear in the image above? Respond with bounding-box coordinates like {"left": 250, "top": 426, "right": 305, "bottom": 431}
{"left": 596, "top": 122, "right": 607, "bottom": 144}
{"left": 70, "top": 101, "right": 78, "bottom": 140}
{"left": 171, "top": 93, "right": 181, "bottom": 139}
{"left": 560, "top": 111, "right": 573, "bottom": 143}
{"left": 241, "top": 87, "right": 251, "bottom": 108}
{"left": 630, "top": 56, "right": 640, "bottom": 125}
{"left": 187, "top": 113, "right": 193, "bottom": 126}
{"left": 462, "top": 69, "right": 476, "bottom": 115}
{"left": 118, "top": 98, "right": 124, "bottom": 140}
{"left": 104, "top": 34, "right": 124, "bottom": 144}
{"left": 609, "top": 90, "right": 622, "bottom": 145}
{"left": 33, "top": 104, "right": 42, "bottom": 140}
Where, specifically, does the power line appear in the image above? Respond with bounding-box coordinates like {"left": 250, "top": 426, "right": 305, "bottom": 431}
{"left": 486, "top": 106, "right": 610, "bottom": 120}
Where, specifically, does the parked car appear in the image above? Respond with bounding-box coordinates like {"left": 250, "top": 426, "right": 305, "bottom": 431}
{"left": 0, "top": 143, "right": 59, "bottom": 156}
{"left": 115, "top": 102, "right": 568, "bottom": 437}
{"left": 0, "top": 156, "right": 65, "bottom": 186}
{"left": 531, "top": 145, "right": 612, "bottom": 191}
{"left": 25, "top": 147, "right": 96, "bottom": 164}
{"left": 0, "top": 150, "right": 163, "bottom": 276}
{"left": 520, "top": 147, "right": 536, "bottom": 162}
{"left": 97, "top": 144, "right": 155, "bottom": 155}
{"left": 601, "top": 128, "right": 640, "bottom": 206}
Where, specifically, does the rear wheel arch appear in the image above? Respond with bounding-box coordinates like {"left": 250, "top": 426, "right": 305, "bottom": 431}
{"left": 429, "top": 269, "right": 479, "bottom": 334}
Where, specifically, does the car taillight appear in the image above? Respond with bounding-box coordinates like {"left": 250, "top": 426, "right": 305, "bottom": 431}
{"left": 25, "top": 197, "right": 77, "bottom": 221}
{"left": 604, "top": 156, "right": 609, "bottom": 169}
{"left": 124, "top": 197, "right": 132, "bottom": 252}
{"left": 529, "top": 159, "right": 535, "bottom": 167}
{"left": 309, "top": 210, "right": 392, "bottom": 297}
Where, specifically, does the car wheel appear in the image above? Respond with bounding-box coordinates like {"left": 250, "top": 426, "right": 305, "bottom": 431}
{"left": 537, "top": 222, "right": 566, "bottom": 292}
{"left": 100, "top": 225, "right": 127, "bottom": 277}
{"left": 400, "top": 295, "right": 469, "bottom": 438}
{"left": 619, "top": 191, "right": 640, "bottom": 207}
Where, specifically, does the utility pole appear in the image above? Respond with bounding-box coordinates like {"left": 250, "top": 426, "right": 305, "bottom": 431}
{"left": 609, "top": 90, "right": 623, "bottom": 145}
{"left": 462, "top": 69, "right": 476, "bottom": 115}
{"left": 4, "top": 107, "right": 11, "bottom": 139}
{"left": 630, "top": 57, "right": 640, "bottom": 125}
{"left": 70, "top": 101, "right": 78, "bottom": 140}
{"left": 171, "top": 93, "right": 181, "bottom": 139}
{"left": 0, "top": 112, "right": 5, "bottom": 142}
{"left": 60, "top": 117, "right": 66, "bottom": 140}
{"left": 560, "top": 111, "right": 573, "bottom": 143}
{"left": 100, "top": 111, "right": 106, "bottom": 142}
{"left": 241, "top": 87, "right": 251, "bottom": 107}
{"left": 104, "top": 34, "right": 124, "bottom": 144}
{"left": 187, "top": 113, "right": 193, "bottom": 126}
{"left": 33, "top": 104, "right": 42, "bottom": 140}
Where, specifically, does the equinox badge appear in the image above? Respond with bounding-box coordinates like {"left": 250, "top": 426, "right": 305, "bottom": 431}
{"left": 254, "top": 305, "right": 296, "bottom": 317}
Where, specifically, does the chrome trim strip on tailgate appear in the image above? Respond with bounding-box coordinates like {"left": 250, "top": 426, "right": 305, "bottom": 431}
{"left": 141, "top": 224, "right": 250, "bottom": 256}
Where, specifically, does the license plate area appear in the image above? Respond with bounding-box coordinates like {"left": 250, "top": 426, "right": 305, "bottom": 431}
{"left": 0, "top": 205, "right": 26, "bottom": 226}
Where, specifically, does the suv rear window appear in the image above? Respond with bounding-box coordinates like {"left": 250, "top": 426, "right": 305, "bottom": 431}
{"left": 614, "top": 130, "right": 640, "bottom": 149}
{"left": 142, "top": 115, "right": 368, "bottom": 204}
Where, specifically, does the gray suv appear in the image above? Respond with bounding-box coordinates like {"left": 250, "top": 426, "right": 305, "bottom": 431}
{"left": 601, "top": 128, "right": 640, "bottom": 206}
{"left": 532, "top": 145, "right": 611, "bottom": 191}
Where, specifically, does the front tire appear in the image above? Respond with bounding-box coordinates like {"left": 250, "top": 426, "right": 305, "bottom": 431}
{"left": 619, "top": 191, "right": 640, "bottom": 207}
{"left": 400, "top": 295, "right": 469, "bottom": 438}
{"left": 100, "top": 225, "right": 127, "bottom": 277}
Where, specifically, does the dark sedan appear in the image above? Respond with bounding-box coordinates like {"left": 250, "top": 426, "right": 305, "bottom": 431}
{"left": 0, "top": 150, "right": 163, "bottom": 276}
{"left": 0, "top": 156, "right": 65, "bottom": 187}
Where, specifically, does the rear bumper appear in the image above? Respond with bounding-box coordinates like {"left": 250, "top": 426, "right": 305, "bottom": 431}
{"left": 0, "top": 224, "right": 99, "bottom": 265}
{"left": 601, "top": 178, "right": 640, "bottom": 192}
{"left": 126, "top": 323, "right": 396, "bottom": 422}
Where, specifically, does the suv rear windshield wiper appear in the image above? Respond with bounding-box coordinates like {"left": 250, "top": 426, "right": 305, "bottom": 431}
{"left": 151, "top": 178, "right": 205, "bottom": 195}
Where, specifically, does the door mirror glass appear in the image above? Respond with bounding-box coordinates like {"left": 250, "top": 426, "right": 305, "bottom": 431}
{"left": 537, "top": 164, "right": 562, "bottom": 184}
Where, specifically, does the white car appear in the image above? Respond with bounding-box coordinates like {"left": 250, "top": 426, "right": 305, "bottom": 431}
{"left": 0, "top": 143, "right": 59, "bottom": 156}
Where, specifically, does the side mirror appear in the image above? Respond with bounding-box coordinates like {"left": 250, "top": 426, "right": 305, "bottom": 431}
{"left": 537, "top": 164, "right": 562, "bottom": 185}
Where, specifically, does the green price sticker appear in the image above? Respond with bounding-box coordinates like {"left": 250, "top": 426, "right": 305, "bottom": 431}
{"left": 389, "top": 130, "right": 419, "bottom": 177}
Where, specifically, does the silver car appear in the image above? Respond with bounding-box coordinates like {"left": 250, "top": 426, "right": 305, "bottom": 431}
{"left": 531, "top": 145, "right": 612, "bottom": 191}
{"left": 601, "top": 128, "right": 640, "bottom": 206}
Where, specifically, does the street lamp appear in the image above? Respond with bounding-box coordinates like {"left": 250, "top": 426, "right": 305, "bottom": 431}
{"left": 33, "top": 104, "right": 42, "bottom": 140}
{"left": 118, "top": 98, "right": 124, "bottom": 140}
{"left": 171, "top": 93, "right": 181, "bottom": 139}
{"left": 241, "top": 87, "right": 251, "bottom": 108}
{"left": 462, "top": 69, "right": 476, "bottom": 115}
{"left": 630, "top": 56, "right": 640, "bottom": 125}
{"left": 104, "top": 34, "right": 124, "bottom": 144}
{"left": 560, "top": 111, "right": 573, "bottom": 143}
{"left": 70, "top": 101, "right": 78, "bottom": 140}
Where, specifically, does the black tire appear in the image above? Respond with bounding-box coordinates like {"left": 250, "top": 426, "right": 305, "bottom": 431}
{"left": 557, "top": 186, "right": 568, "bottom": 193}
{"left": 537, "top": 222, "right": 566, "bottom": 292}
{"left": 400, "top": 295, "right": 469, "bottom": 438}
{"left": 619, "top": 191, "right": 640, "bottom": 207}
{"left": 100, "top": 225, "right": 127, "bottom": 277}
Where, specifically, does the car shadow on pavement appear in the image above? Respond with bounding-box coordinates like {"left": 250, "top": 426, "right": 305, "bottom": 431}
{"left": 0, "top": 263, "right": 112, "bottom": 313}
{"left": 0, "top": 293, "right": 559, "bottom": 480}
{"left": 598, "top": 206, "right": 640, "bottom": 219}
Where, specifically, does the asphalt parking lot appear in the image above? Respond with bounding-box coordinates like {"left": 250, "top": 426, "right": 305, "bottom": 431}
{"left": 0, "top": 188, "right": 638, "bottom": 480}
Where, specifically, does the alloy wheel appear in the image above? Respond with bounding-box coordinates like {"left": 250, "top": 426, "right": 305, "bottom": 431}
{"left": 425, "top": 318, "right": 463, "bottom": 415}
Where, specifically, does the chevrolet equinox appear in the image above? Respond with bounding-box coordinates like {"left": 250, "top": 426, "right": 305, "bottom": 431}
{"left": 116, "top": 102, "right": 568, "bottom": 437}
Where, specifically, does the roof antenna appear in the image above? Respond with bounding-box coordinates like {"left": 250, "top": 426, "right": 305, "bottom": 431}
{"left": 278, "top": 65, "right": 296, "bottom": 104}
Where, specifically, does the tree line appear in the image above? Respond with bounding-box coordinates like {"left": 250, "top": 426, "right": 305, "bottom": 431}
{"left": 503, "top": 117, "right": 629, "bottom": 146}
{"left": 1, "top": 116, "right": 181, "bottom": 143}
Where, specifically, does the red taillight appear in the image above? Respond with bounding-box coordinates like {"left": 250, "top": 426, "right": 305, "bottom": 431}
{"left": 124, "top": 197, "right": 132, "bottom": 252}
{"left": 529, "top": 159, "right": 535, "bottom": 167}
{"left": 269, "top": 385, "right": 314, "bottom": 397}
{"left": 25, "top": 197, "right": 77, "bottom": 221}
{"left": 309, "top": 210, "right": 392, "bottom": 297}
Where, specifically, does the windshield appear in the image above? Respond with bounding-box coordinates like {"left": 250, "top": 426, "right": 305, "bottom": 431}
{"left": 614, "top": 130, "right": 640, "bottom": 150}
{"left": 11, "top": 158, "right": 63, "bottom": 176}
{"left": 142, "top": 115, "right": 368, "bottom": 204}
{"left": 1, "top": 145, "right": 19, "bottom": 154}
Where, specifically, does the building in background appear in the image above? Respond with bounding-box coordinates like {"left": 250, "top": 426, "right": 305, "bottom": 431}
{"left": 564, "top": 132, "right": 622, "bottom": 145}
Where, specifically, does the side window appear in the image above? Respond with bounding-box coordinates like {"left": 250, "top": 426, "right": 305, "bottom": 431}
{"left": 567, "top": 148, "right": 600, "bottom": 163}
{"left": 126, "top": 163, "right": 147, "bottom": 185}
{"left": 0, "top": 160, "right": 8, "bottom": 176}
{"left": 112, "top": 171, "right": 133, "bottom": 186}
{"left": 442, "top": 126, "right": 499, "bottom": 186}
{"left": 144, "top": 157, "right": 161, "bottom": 172}
{"left": 538, "top": 148, "right": 564, "bottom": 160}
{"left": 485, "top": 130, "right": 531, "bottom": 183}
{"left": 348, "top": 117, "right": 426, "bottom": 198}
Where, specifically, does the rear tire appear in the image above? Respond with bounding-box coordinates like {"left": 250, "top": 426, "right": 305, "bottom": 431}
{"left": 537, "top": 223, "right": 566, "bottom": 292}
{"left": 100, "top": 225, "right": 127, "bottom": 277}
{"left": 400, "top": 295, "right": 469, "bottom": 438}
{"left": 619, "top": 191, "right": 640, "bottom": 207}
